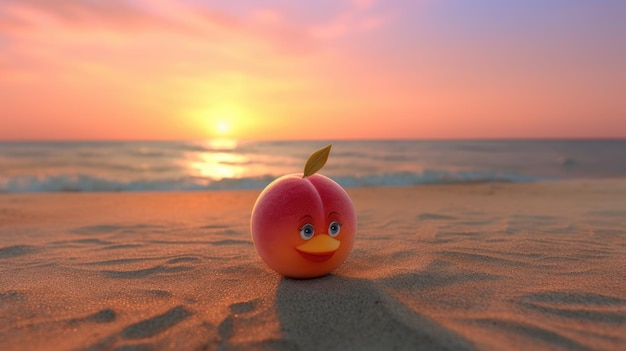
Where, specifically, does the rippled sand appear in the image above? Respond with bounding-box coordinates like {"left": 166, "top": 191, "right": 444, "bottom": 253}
{"left": 1, "top": 180, "right": 625, "bottom": 350}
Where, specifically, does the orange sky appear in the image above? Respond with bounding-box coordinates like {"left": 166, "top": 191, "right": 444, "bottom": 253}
{"left": 1, "top": 0, "right": 625, "bottom": 140}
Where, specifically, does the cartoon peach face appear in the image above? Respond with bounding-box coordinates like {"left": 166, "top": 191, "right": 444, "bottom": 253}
{"left": 250, "top": 146, "right": 356, "bottom": 278}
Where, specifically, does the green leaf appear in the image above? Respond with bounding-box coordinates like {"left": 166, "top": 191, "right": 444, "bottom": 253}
{"left": 303, "top": 144, "right": 332, "bottom": 177}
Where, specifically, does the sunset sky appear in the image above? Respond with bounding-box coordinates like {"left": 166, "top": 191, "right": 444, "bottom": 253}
{"left": 1, "top": 0, "right": 625, "bottom": 140}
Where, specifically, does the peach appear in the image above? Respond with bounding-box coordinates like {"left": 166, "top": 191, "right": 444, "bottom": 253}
{"left": 250, "top": 145, "right": 356, "bottom": 278}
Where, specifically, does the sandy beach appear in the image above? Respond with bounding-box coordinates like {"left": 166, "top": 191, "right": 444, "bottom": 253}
{"left": 1, "top": 180, "right": 625, "bottom": 350}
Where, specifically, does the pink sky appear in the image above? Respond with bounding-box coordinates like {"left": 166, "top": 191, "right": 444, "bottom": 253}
{"left": 1, "top": 0, "right": 625, "bottom": 140}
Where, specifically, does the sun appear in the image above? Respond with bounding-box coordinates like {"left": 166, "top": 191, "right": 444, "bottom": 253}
{"left": 215, "top": 120, "right": 230, "bottom": 135}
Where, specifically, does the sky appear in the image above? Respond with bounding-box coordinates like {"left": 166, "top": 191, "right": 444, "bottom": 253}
{"left": 0, "top": 0, "right": 625, "bottom": 141}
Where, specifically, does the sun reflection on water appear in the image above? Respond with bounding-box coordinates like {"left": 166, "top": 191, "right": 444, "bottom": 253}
{"left": 182, "top": 138, "right": 309, "bottom": 185}
{"left": 204, "top": 138, "right": 239, "bottom": 151}
{"left": 185, "top": 145, "right": 248, "bottom": 181}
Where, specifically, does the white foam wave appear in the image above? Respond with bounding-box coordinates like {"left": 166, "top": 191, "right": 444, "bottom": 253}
{"left": 0, "top": 171, "right": 541, "bottom": 193}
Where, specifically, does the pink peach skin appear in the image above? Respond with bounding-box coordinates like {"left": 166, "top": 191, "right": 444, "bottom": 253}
{"left": 250, "top": 173, "right": 357, "bottom": 278}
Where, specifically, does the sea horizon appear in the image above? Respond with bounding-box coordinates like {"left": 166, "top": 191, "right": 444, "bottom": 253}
{"left": 2, "top": 136, "right": 626, "bottom": 143}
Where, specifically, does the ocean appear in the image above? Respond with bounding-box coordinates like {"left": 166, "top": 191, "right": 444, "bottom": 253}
{"left": 1, "top": 139, "right": 625, "bottom": 193}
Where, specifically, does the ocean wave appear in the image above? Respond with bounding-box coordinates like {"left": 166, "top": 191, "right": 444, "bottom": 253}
{"left": 0, "top": 171, "right": 541, "bottom": 193}
{"left": 335, "top": 170, "right": 540, "bottom": 187}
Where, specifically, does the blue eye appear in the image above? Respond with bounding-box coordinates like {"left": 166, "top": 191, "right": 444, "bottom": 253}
{"left": 300, "top": 223, "right": 314, "bottom": 240}
{"left": 328, "top": 221, "right": 340, "bottom": 237}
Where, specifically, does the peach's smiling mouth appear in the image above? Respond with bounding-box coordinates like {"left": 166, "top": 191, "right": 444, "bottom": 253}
{"left": 297, "top": 251, "right": 335, "bottom": 262}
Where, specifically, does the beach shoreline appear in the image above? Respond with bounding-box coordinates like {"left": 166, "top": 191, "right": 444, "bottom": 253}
{"left": 1, "top": 180, "right": 625, "bottom": 350}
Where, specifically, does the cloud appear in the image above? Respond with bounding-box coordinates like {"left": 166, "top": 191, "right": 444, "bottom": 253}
{"left": 0, "top": 0, "right": 392, "bottom": 48}
{"left": 0, "top": 0, "right": 395, "bottom": 106}
{"left": 310, "top": 11, "right": 392, "bottom": 40}
{"left": 309, "top": 0, "right": 393, "bottom": 40}
{"left": 347, "top": 0, "right": 375, "bottom": 10}
{"left": 0, "top": 0, "right": 243, "bottom": 38}
{"left": 0, "top": 0, "right": 157, "bottom": 28}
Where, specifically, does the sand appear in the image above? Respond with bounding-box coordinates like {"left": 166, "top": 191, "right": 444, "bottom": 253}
{"left": 1, "top": 180, "right": 625, "bottom": 350}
